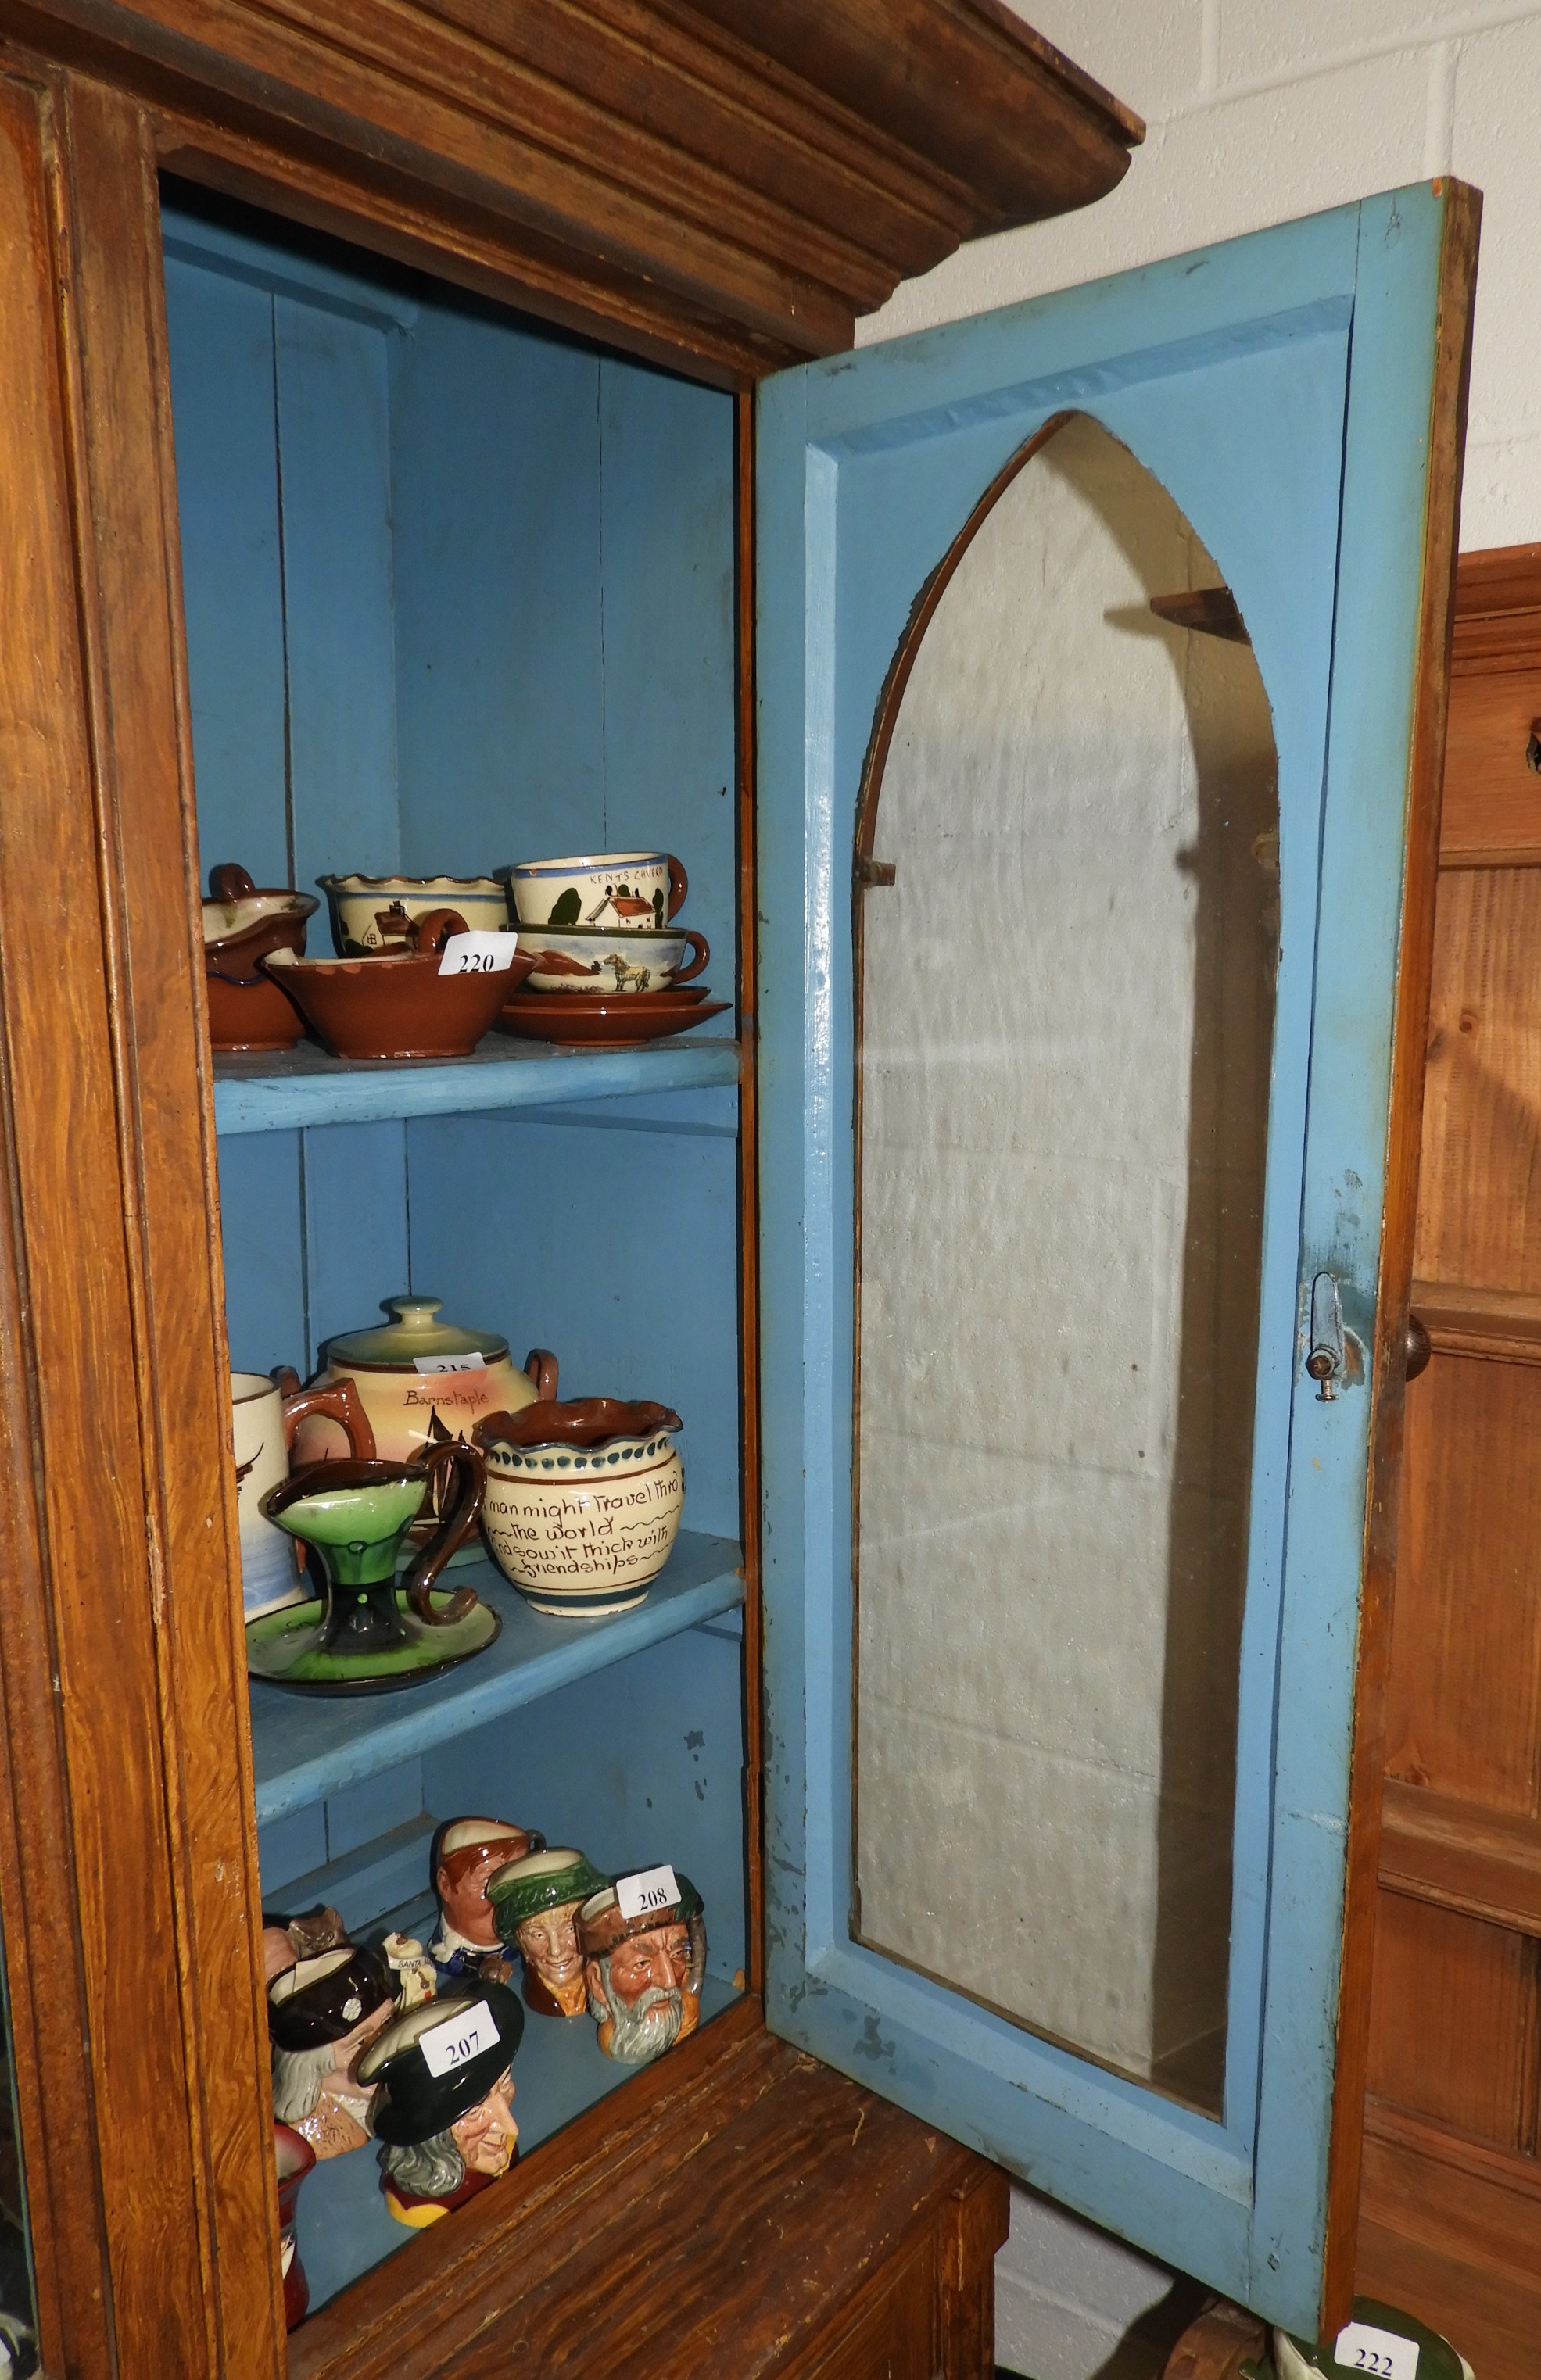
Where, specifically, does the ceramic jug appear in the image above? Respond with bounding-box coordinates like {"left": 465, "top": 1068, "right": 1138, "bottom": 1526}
{"left": 296, "top": 1297, "right": 557, "bottom": 1471}
{"left": 233, "top": 1368, "right": 375, "bottom": 1620}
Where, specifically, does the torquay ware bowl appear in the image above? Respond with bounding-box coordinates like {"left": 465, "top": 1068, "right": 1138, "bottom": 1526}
{"left": 516, "top": 925, "right": 708, "bottom": 995}
{"left": 509, "top": 851, "right": 686, "bottom": 932}
{"left": 263, "top": 909, "right": 523, "bottom": 1059}
{"left": 203, "top": 864, "right": 320, "bottom": 1052}
{"left": 475, "top": 1398, "right": 684, "bottom": 1616}
{"left": 320, "top": 872, "right": 511, "bottom": 956}
{"left": 294, "top": 1296, "right": 556, "bottom": 1474}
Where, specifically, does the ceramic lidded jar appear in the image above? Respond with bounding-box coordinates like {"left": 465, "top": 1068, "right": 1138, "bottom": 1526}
{"left": 293, "top": 1297, "right": 556, "bottom": 1470}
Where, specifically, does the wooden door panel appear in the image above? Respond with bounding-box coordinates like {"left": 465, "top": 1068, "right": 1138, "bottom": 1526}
{"left": 759, "top": 182, "right": 1478, "bottom": 2338}
{"left": 1439, "top": 666, "right": 1541, "bottom": 868}
{"left": 1359, "top": 2101, "right": 1541, "bottom": 2380}
{"left": 1385, "top": 1353, "right": 1541, "bottom": 1810}
{"left": 1365, "top": 1895, "right": 1535, "bottom": 2147}
{"left": 1414, "top": 867, "right": 1541, "bottom": 1290}
{"left": 1358, "top": 549, "right": 1541, "bottom": 2372}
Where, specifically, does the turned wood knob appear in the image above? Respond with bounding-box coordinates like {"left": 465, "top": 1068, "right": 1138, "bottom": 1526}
{"left": 1405, "top": 1311, "right": 1432, "bottom": 1381}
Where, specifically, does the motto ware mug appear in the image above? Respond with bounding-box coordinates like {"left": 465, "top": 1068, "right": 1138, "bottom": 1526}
{"left": 231, "top": 1367, "right": 375, "bottom": 1620}
{"left": 475, "top": 1397, "right": 684, "bottom": 1615}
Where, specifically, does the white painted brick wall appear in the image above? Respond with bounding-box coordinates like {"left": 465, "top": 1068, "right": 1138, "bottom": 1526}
{"left": 859, "top": 1, "right": 1541, "bottom": 553}
{"left": 855, "top": 6, "right": 1541, "bottom": 2367}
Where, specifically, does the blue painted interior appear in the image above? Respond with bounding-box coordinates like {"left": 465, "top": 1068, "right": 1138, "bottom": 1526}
{"left": 162, "top": 182, "right": 747, "bottom": 2211}
{"left": 757, "top": 188, "right": 1456, "bottom": 2330}
{"left": 250, "top": 1535, "right": 744, "bottom": 1826}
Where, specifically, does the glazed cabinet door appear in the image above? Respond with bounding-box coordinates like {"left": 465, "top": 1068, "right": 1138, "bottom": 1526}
{"left": 756, "top": 184, "right": 1478, "bottom": 2336}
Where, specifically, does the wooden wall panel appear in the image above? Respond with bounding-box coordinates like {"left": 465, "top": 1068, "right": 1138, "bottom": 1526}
{"left": 1384, "top": 1351, "right": 1541, "bottom": 1813}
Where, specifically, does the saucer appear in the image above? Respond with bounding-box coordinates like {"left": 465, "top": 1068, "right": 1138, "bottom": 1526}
{"left": 518, "top": 982, "right": 711, "bottom": 1007}
{"left": 496, "top": 993, "right": 730, "bottom": 1047}
{"left": 246, "top": 1587, "right": 501, "bottom": 1694}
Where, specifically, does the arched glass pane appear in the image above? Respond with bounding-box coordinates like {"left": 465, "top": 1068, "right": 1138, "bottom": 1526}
{"left": 853, "top": 413, "right": 1280, "bottom": 2114}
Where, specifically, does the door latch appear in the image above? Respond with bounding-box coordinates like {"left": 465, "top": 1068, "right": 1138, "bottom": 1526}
{"left": 1306, "top": 1271, "right": 1346, "bottom": 1401}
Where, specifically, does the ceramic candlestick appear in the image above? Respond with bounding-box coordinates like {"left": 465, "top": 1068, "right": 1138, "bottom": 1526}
{"left": 252, "top": 1444, "right": 498, "bottom": 1694}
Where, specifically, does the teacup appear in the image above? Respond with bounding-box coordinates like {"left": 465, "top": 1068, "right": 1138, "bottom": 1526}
{"left": 515, "top": 925, "right": 708, "bottom": 995}
{"left": 231, "top": 1368, "right": 375, "bottom": 1620}
{"left": 509, "top": 852, "right": 686, "bottom": 933}
{"left": 318, "top": 873, "right": 510, "bottom": 957}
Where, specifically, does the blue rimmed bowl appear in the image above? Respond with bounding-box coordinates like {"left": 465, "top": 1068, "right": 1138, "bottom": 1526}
{"left": 473, "top": 1398, "right": 683, "bottom": 1617}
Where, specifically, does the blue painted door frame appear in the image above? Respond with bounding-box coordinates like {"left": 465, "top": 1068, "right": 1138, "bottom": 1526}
{"left": 756, "top": 186, "right": 1464, "bottom": 2331}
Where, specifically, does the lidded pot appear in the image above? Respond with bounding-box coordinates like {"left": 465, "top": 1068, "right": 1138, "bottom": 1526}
{"left": 292, "top": 1296, "right": 556, "bottom": 1469}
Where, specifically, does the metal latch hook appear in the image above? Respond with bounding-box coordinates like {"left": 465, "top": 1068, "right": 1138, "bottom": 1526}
{"left": 1306, "top": 1271, "right": 1346, "bottom": 1401}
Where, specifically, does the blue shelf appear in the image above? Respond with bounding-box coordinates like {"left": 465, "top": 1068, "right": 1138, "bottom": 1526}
{"left": 213, "top": 1033, "right": 741, "bottom": 1135}
{"left": 250, "top": 1530, "right": 744, "bottom": 1823}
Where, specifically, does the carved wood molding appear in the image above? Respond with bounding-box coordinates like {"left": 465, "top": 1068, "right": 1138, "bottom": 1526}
{"left": 1409, "top": 1279, "right": 1541, "bottom": 1365}
{"left": 0, "top": 0, "right": 1140, "bottom": 380}
{"left": 1379, "top": 1778, "right": 1541, "bottom": 1937}
{"left": 1452, "top": 540, "right": 1541, "bottom": 671}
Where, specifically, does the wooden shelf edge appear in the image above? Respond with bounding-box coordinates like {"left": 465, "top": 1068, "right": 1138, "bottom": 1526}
{"left": 1410, "top": 1279, "right": 1541, "bottom": 1364}
{"left": 1378, "top": 1777, "right": 1541, "bottom": 1936}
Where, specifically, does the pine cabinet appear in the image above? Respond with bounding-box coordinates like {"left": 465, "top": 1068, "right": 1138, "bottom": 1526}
{"left": 0, "top": 5, "right": 1476, "bottom": 2375}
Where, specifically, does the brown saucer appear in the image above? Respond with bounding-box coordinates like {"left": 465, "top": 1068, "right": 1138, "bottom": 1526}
{"left": 516, "top": 982, "right": 711, "bottom": 1010}
{"left": 496, "top": 993, "right": 730, "bottom": 1047}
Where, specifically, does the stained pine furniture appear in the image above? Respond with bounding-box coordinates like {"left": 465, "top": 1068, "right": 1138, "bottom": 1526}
{"left": 0, "top": 4, "right": 1478, "bottom": 2375}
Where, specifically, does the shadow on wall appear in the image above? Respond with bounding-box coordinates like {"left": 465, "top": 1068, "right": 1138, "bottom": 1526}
{"left": 994, "top": 2271, "right": 1209, "bottom": 2380}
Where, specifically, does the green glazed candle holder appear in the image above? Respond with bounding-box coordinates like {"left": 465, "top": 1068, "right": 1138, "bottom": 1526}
{"left": 252, "top": 1444, "right": 498, "bottom": 1694}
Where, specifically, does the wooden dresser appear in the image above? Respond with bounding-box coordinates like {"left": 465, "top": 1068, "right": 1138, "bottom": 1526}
{"left": 1353, "top": 545, "right": 1541, "bottom": 2380}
